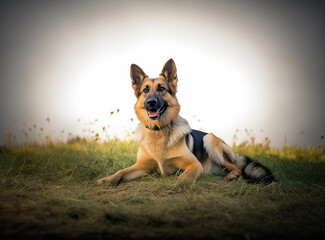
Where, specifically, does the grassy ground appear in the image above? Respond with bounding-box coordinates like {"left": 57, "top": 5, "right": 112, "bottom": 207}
{"left": 0, "top": 140, "right": 325, "bottom": 240}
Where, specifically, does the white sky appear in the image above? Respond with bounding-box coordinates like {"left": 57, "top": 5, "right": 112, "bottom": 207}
{"left": 0, "top": 1, "right": 324, "bottom": 147}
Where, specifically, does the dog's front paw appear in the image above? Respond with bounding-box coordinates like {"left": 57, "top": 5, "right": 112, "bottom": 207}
{"left": 98, "top": 174, "right": 122, "bottom": 185}
{"left": 97, "top": 177, "right": 108, "bottom": 184}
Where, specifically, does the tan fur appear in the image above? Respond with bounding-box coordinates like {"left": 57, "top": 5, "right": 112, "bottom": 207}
{"left": 134, "top": 76, "right": 180, "bottom": 130}
{"left": 98, "top": 59, "right": 244, "bottom": 185}
{"left": 203, "top": 133, "right": 242, "bottom": 180}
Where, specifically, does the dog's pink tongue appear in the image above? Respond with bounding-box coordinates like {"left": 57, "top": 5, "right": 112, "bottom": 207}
{"left": 149, "top": 110, "right": 158, "bottom": 118}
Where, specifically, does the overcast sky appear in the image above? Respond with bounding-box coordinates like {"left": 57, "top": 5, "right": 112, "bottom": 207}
{"left": 0, "top": 0, "right": 324, "bottom": 147}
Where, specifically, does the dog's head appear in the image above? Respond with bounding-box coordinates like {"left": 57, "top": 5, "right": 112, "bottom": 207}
{"left": 131, "top": 59, "right": 180, "bottom": 129}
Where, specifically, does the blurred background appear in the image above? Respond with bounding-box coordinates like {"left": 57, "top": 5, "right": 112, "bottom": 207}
{"left": 0, "top": 0, "right": 324, "bottom": 147}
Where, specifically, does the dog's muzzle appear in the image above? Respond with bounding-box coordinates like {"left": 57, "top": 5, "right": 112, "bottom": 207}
{"left": 145, "top": 97, "right": 167, "bottom": 120}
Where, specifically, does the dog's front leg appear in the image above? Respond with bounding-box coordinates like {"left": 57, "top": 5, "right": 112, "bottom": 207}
{"left": 98, "top": 163, "right": 147, "bottom": 185}
{"left": 173, "top": 156, "right": 203, "bottom": 181}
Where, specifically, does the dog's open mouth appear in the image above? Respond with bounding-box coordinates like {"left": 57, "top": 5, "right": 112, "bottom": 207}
{"left": 147, "top": 104, "right": 167, "bottom": 120}
{"left": 148, "top": 110, "right": 158, "bottom": 118}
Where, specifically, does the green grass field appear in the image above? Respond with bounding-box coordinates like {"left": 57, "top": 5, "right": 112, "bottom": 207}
{"left": 0, "top": 139, "right": 325, "bottom": 240}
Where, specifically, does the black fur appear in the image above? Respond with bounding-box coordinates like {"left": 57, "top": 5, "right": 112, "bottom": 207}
{"left": 242, "top": 156, "right": 276, "bottom": 184}
{"left": 186, "top": 130, "right": 209, "bottom": 164}
{"left": 185, "top": 131, "right": 276, "bottom": 184}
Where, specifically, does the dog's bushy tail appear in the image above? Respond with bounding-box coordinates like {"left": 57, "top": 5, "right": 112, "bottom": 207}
{"left": 238, "top": 156, "right": 276, "bottom": 184}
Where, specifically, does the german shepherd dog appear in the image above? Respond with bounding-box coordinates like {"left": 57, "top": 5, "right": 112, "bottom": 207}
{"left": 98, "top": 59, "right": 275, "bottom": 185}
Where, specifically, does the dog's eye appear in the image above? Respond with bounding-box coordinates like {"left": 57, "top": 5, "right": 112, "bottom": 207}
{"left": 143, "top": 87, "right": 149, "bottom": 94}
{"left": 157, "top": 86, "right": 166, "bottom": 92}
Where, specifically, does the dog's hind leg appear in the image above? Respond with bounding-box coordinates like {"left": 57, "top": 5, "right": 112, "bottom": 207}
{"left": 223, "top": 160, "right": 242, "bottom": 181}
{"left": 203, "top": 133, "right": 242, "bottom": 181}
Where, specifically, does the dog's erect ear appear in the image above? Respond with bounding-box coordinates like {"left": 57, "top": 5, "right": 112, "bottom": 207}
{"left": 130, "top": 64, "right": 147, "bottom": 94}
{"left": 161, "top": 59, "right": 177, "bottom": 95}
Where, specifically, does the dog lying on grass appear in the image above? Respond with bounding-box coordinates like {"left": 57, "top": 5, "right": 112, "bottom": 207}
{"left": 98, "top": 59, "right": 275, "bottom": 185}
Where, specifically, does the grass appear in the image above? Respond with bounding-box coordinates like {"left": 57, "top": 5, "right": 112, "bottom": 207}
{"left": 0, "top": 139, "right": 325, "bottom": 240}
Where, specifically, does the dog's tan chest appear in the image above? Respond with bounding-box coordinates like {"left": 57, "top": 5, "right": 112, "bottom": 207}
{"left": 139, "top": 133, "right": 193, "bottom": 176}
{"left": 138, "top": 134, "right": 174, "bottom": 175}
{"left": 134, "top": 116, "right": 194, "bottom": 176}
{"left": 141, "top": 132, "right": 167, "bottom": 160}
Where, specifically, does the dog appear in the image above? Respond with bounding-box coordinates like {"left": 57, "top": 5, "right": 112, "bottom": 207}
{"left": 98, "top": 59, "right": 275, "bottom": 185}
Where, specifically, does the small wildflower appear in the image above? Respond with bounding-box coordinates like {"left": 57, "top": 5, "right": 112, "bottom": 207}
{"left": 46, "top": 117, "right": 50, "bottom": 122}
{"left": 244, "top": 129, "right": 250, "bottom": 136}
{"left": 61, "top": 130, "right": 65, "bottom": 134}
{"left": 102, "top": 127, "right": 106, "bottom": 132}
{"left": 33, "top": 124, "right": 37, "bottom": 129}
{"left": 250, "top": 136, "right": 255, "bottom": 145}
{"left": 130, "top": 118, "right": 134, "bottom": 121}
{"left": 117, "top": 109, "right": 120, "bottom": 113}
{"left": 40, "top": 128, "right": 43, "bottom": 131}
{"left": 110, "top": 111, "right": 114, "bottom": 115}
{"left": 93, "top": 133, "right": 99, "bottom": 141}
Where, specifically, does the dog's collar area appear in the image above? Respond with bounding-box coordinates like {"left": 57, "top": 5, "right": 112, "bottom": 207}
{"left": 145, "top": 121, "right": 173, "bottom": 131}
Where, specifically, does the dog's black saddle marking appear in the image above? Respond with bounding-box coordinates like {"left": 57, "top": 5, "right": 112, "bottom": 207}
{"left": 186, "top": 129, "right": 208, "bottom": 163}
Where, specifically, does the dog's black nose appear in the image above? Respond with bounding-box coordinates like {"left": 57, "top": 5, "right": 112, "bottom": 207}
{"left": 146, "top": 98, "right": 158, "bottom": 107}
